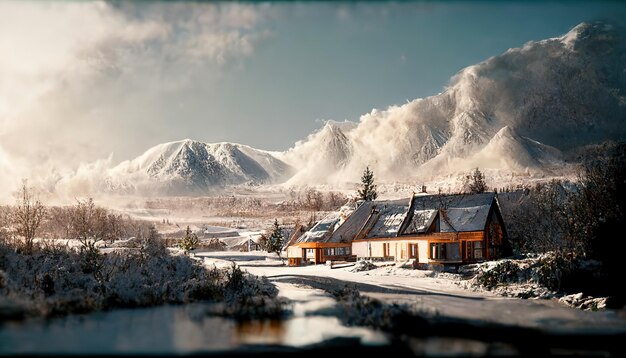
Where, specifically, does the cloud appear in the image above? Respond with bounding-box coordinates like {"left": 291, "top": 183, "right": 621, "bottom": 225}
{"left": 0, "top": 1, "right": 271, "bottom": 201}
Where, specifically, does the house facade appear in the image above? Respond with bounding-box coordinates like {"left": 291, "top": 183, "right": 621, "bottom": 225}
{"left": 287, "top": 192, "right": 509, "bottom": 268}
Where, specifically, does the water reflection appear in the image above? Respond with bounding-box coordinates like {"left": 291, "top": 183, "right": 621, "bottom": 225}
{"left": 235, "top": 320, "right": 286, "bottom": 345}
{"left": 0, "top": 303, "right": 386, "bottom": 354}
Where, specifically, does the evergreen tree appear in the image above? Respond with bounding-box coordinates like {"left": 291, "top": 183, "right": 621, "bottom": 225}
{"left": 357, "top": 166, "right": 378, "bottom": 201}
{"left": 464, "top": 168, "right": 487, "bottom": 194}
{"left": 179, "top": 226, "right": 199, "bottom": 253}
{"left": 265, "top": 219, "right": 285, "bottom": 264}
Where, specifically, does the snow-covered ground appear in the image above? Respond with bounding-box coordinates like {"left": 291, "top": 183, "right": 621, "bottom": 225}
{"left": 196, "top": 251, "right": 626, "bottom": 335}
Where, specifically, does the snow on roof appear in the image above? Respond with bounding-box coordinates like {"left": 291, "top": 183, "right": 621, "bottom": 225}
{"left": 365, "top": 200, "right": 410, "bottom": 238}
{"left": 220, "top": 235, "right": 263, "bottom": 248}
{"left": 292, "top": 193, "right": 496, "bottom": 244}
{"left": 403, "top": 209, "right": 438, "bottom": 234}
{"left": 404, "top": 192, "right": 495, "bottom": 233}
{"left": 295, "top": 213, "right": 341, "bottom": 243}
{"left": 326, "top": 201, "right": 377, "bottom": 243}
{"left": 295, "top": 202, "right": 359, "bottom": 244}
{"left": 440, "top": 206, "right": 491, "bottom": 232}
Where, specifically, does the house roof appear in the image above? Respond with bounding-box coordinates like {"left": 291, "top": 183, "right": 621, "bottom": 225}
{"left": 294, "top": 201, "right": 359, "bottom": 244}
{"left": 405, "top": 192, "right": 495, "bottom": 233}
{"left": 220, "top": 235, "right": 263, "bottom": 248}
{"left": 364, "top": 199, "right": 411, "bottom": 238}
{"left": 325, "top": 201, "right": 376, "bottom": 243}
{"left": 295, "top": 212, "right": 342, "bottom": 244}
{"left": 291, "top": 192, "right": 497, "bottom": 245}
{"left": 403, "top": 209, "right": 438, "bottom": 235}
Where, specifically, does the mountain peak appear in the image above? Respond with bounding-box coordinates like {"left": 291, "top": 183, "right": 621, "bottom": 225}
{"left": 558, "top": 21, "right": 618, "bottom": 50}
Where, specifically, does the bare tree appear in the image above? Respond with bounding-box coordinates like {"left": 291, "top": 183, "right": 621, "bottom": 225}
{"left": 70, "top": 198, "right": 109, "bottom": 251}
{"left": 12, "top": 180, "right": 46, "bottom": 252}
{"left": 568, "top": 142, "right": 625, "bottom": 267}
{"left": 325, "top": 191, "right": 347, "bottom": 210}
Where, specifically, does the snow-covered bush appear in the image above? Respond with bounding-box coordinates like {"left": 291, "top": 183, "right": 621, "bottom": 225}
{"left": 472, "top": 260, "right": 523, "bottom": 289}
{"left": 350, "top": 260, "right": 377, "bottom": 272}
{"left": 209, "top": 263, "right": 286, "bottom": 320}
{"left": 468, "top": 252, "right": 606, "bottom": 306}
{"left": 0, "top": 240, "right": 283, "bottom": 320}
{"left": 332, "top": 285, "right": 425, "bottom": 333}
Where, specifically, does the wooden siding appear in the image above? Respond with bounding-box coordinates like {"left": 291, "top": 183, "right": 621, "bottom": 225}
{"left": 288, "top": 242, "right": 354, "bottom": 266}
{"left": 353, "top": 232, "right": 488, "bottom": 264}
{"left": 354, "top": 231, "right": 484, "bottom": 243}
{"left": 289, "top": 242, "right": 351, "bottom": 249}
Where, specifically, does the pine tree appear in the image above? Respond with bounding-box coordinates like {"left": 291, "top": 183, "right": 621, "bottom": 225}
{"left": 265, "top": 219, "right": 285, "bottom": 264}
{"left": 357, "top": 166, "right": 378, "bottom": 201}
{"left": 464, "top": 168, "right": 487, "bottom": 194}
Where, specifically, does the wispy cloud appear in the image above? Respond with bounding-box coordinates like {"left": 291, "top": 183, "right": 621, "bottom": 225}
{"left": 0, "top": 1, "right": 271, "bottom": 200}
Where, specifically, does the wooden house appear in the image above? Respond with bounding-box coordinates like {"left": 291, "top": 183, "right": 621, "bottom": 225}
{"left": 350, "top": 192, "right": 510, "bottom": 268}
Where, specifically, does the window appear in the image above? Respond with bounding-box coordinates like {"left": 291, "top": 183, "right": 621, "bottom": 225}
{"left": 473, "top": 241, "right": 483, "bottom": 259}
{"left": 463, "top": 241, "right": 484, "bottom": 260}
{"left": 409, "top": 244, "right": 418, "bottom": 258}
{"left": 336, "top": 247, "right": 345, "bottom": 255}
{"left": 324, "top": 248, "right": 336, "bottom": 256}
{"left": 430, "top": 243, "right": 446, "bottom": 260}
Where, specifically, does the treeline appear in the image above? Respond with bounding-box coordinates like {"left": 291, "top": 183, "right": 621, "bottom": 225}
{"left": 142, "top": 188, "right": 348, "bottom": 218}
{"left": 0, "top": 187, "right": 157, "bottom": 254}
{"left": 499, "top": 142, "right": 625, "bottom": 300}
{"left": 284, "top": 187, "right": 348, "bottom": 211}
{"left": 503, "top": 142, "right": 625, "bottom": 259}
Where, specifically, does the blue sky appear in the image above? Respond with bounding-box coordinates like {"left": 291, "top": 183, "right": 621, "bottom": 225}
{"left": 173, "top": 1, "right": 626, "bottom": 151}
{"left": 1, "top": 1, "right": 625, "bottom": 171}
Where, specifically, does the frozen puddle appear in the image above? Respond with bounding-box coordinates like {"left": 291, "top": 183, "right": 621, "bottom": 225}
{"left": 0, "top": 283, "right": 387, "bottom": 354}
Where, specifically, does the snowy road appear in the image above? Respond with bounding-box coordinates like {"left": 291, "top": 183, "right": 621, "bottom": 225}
{"left": 197, "top": 251, "right": 626, "bottom": 336}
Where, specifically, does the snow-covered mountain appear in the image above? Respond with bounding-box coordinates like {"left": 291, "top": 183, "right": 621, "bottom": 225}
{"left": 105, "top": 139, "right": 294, "bottom": 195}
{"left": 284, "top": 21, "right": 626, "bottom": 184}
{"left": 54, "top": 22, "right": 625, "bottom": 196}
